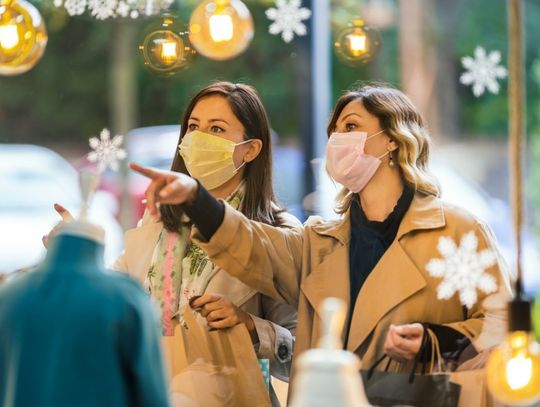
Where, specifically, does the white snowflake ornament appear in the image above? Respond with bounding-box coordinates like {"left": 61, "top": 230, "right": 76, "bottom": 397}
{"left": 426, "top": 230, "right": 498, "bottom": 309}
{"left": 87, "top": 128, "right": 127, "bottom": 172}
{"left": 64, "top": 0, "right": 87, "bottom": 16}
{"left": 265, "top": 0, "right": 312, "bottom": 43}
{"left": 88, "top": 0, "right": 117, "bottom": 20}
{"left": 460, "top": 46, "right": 507, "bottom": 97}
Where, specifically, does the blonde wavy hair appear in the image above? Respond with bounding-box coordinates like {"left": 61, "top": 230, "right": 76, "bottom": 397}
{"left": 327, "top": 84, "right": 441, "bottom": 214}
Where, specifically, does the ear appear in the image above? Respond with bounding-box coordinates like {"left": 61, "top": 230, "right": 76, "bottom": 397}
{"left": 386, "top": 137, "right": 398, "bottom": 152}
{"left": 243, "top": 139, "right": 263, "bottom": 163}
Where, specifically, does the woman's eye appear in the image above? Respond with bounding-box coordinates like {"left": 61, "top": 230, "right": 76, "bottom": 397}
{"left": 345, "top": 123, "right": 358, "bottom": 131}
{"left": 188, "top": 123, "right": 198, "bottom": 131}
{"left": 211, "top": 125, "right": 225, "bottom": 133}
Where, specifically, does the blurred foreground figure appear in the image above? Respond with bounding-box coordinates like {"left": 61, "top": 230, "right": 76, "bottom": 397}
{"left": 0, "top": 220, "right": 169, "bottom": 407}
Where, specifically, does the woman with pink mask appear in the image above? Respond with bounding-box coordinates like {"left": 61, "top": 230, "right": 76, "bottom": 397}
{"left": 131, "top": 84, "right": 511, "bottom": 389}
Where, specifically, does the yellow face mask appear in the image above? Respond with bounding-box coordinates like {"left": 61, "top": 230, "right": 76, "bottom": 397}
{"left": 178, "top": 130, "right": 251, "bottom": 190}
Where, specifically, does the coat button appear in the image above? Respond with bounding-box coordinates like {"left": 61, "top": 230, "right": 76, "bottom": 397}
{"left": 278, "top": 343, "right": 289, "bottom": 360}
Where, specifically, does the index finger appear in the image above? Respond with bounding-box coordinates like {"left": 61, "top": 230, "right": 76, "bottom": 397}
{"left": 129, "top": 162, "right": 162, "bottom": 179}
{"left": 190, "top": 293, "right": 222, "bottom": 308}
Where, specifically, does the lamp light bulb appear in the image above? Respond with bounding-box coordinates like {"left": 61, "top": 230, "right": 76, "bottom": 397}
{"left": 0, "top": 23, "right": 18, "bottom": 49}
{"left": 486, "top": 331, "right": 540, "bottom": 406}
{"left": 139, "top": 13, "right": 194, "bottom": 76}
{"left": 0, "top": 0, "right": 47, "bottom": 76}
{"left": 189, "top": 0, "right": 253, "bottom": 61}
{"left": 334, "top": 18, "right": 380, "bottom": 67}
{"left": 208, "top": 13, "right": 233, "bottom": 42}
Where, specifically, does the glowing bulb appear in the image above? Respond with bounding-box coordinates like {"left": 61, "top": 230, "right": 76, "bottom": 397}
{"left": 189, "top": 0, "right": 253, "bottom": 61}
{"left": 486, "top": 331, "right": 540, "bottom": 405}
{"left": 139, "top": 14, "right": 194, "bottom": 76}
{"left": 0, "top": 0, "right": 47, "bottom": 76}
{"left": 349, "top": 34, "right": 366, "bottom": 56}
{"left": 208, "top": 13, "right": 233, "bottom": 42}
{"left": 334, "top": 18, "right": 381, "bottom": 67}
{"left": 160, "top": 40, "right": 177, "bottom": 62}
{"left": 506, "top": 355, "right": 532, "bottom": 390}
{"left": 0, "top": 23, "right": 18, "bottom": 49}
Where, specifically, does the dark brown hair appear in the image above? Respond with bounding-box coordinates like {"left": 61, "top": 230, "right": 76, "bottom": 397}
{"left": 160, "top": 81, "right": 284, "bottom": 231}
{"left": 327, "top": 83, "right": 440, "bottom": 212}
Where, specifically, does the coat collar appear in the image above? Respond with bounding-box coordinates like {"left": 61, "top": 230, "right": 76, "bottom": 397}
{"left": 303, "top": 192, "right": 446, "bottom": 351}
{"left": 309, "top": 192, "right": 445, "bottom": 244}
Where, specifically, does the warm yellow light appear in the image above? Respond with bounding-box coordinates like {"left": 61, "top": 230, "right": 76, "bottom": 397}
{"left": 349, "top": 33, "right": 366, "bottom": 56}
{"left": 0, "top": 23, "right": 19, "bottom": 49}
{"left": 189, "top": 0, "right": 253, "bottom": 61}
{"left": 486, "top": 331, "right": 540, "bottom": 405}
{"left": 334, "top": 18, "right": 380, "bottom": 67}
{"left": 208, "top": 13, "right": 233, "bottom": 42}
{"left": 139, "top": 14, "right": 194, "bottom": 76}
{"left": 0, "top": 0, "right": 47, "bottom": 76}
{"left": 160, "top": 40, "right": 177, "bottom": 63}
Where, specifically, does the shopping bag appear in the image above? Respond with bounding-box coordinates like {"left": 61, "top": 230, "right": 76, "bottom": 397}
{"left": 161, "top": 307, "right": 271, "bottom": 407}
{"left": 360, "top": 327, "right": 461, "bottom": 407}
{"left": 361, "top": 368, "right": 461, "bottom": 407}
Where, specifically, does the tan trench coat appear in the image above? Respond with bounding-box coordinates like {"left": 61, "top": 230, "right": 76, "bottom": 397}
{"left": 111, "top": 211, "right": 299, "bottom": 383}
{"left": 194, "top": 192, "right": 513, "bottom": 374}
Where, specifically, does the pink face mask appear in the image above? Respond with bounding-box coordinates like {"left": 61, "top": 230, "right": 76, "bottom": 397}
{"left": 325, "top": 130, "right": 388, "bottom": 193}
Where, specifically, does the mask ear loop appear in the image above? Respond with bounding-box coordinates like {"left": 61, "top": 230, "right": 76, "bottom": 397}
{"left": 233, "top": 139, "right": 254, "bottom": 173}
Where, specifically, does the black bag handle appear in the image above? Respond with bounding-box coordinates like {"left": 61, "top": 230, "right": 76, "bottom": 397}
{"left": 366, "top": 324, "right": 431, "bottom": 384}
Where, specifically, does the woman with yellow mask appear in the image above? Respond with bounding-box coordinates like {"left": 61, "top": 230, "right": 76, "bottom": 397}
{"left": 50, "top": 81, "right": 298, "bottom": 406}
{"left": 131, "top": 84, "right": 512, "bottom": 404}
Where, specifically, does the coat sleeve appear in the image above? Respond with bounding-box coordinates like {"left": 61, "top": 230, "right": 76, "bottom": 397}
{"left": 120, "top": 283, "right": 169, "bottom": 407}
{"left": 250, "top": 295, "right": 296, "bottom": 382}
{"left": 192, "top": 203, "right": 305, "bottom": 308}
{"left": 109, "top": 213, "right": 152, "bottom": 274}
{"left": 442, "top": 220, "right": 513, "bottom": 352}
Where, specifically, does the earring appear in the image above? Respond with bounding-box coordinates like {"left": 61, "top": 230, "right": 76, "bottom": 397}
{"left": 389, "top": 151, "right": 394, "bottom": 167}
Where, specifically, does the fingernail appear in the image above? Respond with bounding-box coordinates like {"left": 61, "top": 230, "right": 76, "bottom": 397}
{"left": 189, "top": 295, "right": 201, "bottom": 308}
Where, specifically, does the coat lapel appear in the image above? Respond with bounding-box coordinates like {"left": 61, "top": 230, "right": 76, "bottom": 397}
{"left": 300, "top": 216, "right": 351, "bottom": 342}
{"left": 346, "top": 193, "right": 446, "bottom": 353}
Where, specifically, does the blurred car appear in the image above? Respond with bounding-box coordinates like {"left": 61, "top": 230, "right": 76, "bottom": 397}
{"left": 0, "top": 144, "right": 124, "bottom": 275}
{"left": 305, "top": 157, "right": 540, "bottom": 295}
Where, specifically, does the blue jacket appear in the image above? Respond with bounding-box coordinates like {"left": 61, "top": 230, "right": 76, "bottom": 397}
{"left": 0, "top": 233, "right": 169, "bottom": 407}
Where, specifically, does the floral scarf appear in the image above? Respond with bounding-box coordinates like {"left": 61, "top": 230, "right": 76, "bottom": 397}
{"left": 145, "top": 185, "right": 244, "bottom": 335}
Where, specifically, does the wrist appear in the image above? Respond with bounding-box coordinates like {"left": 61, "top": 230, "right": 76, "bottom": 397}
{"left": 187, "top": 178, "right": 199, "bottom": 204}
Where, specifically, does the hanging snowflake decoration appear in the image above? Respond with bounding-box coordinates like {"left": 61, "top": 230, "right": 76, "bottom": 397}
{"left": 426, "top": 230, "right": 498, "bottom": 309}
{"left": 265, "top": 0, "right": 312, "bottom": 43}
{"left": 53, "top": 0, "right": 173, "bottom": 20}
{"left": 87, "top": 128, "right": 127, "bottom": 172}
{"left": 460, "top": 46, "right": 507, "bottom": 97}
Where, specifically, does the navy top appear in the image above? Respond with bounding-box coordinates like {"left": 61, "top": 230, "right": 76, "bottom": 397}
{"left": 348, "top": 185, "right": 415, "bottom": 310}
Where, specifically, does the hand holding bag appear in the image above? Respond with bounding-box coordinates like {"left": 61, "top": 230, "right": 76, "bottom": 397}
{"left": 360, "top": 327, "right": 461, "bottom": 407}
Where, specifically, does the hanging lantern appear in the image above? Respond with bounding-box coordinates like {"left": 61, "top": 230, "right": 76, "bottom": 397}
{"left": 334, "top": 18, "right": 381, "bottom": 67}
{"left": 485, "top": 300, "right": 540, "bottom": 406}
{"left": 139, "top": 14, "right": 194, "bottom": 76}
{"left": 0, "top": 0, "right": 47, "bottom": 76}
{"left": 188, "top": 0, "right": 253, "bottom": 61}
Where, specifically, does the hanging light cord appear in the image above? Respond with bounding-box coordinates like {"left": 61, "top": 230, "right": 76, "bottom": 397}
{"left": 508, "top": 0, "right": 525, "bottom": 298}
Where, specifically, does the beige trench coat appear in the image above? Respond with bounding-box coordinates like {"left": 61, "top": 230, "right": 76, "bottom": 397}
{"left": 194, "top": 192, "right": 513, "bottom": 374}
{"left": 112, "top": 211, "right": 299, "bottom": 383}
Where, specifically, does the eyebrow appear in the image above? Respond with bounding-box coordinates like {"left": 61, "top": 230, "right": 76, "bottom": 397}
{"left": 338, "top": 112, "right": 363, "bottom": 123}
{"left": 189, "top": 116, "right": 230, "bottom": 125}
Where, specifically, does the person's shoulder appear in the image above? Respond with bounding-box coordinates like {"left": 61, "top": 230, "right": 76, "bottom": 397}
{"left": 440, "top": 199, "right": 483, "bottom": 228}
{"left": 278, "top": 211, "right": 303, "bottom": 228}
